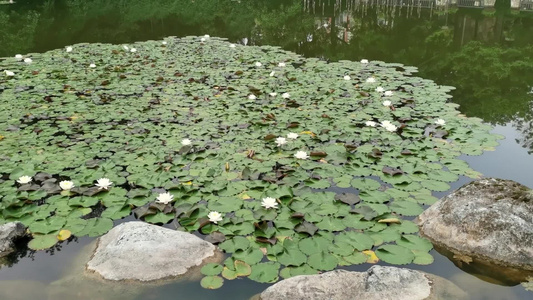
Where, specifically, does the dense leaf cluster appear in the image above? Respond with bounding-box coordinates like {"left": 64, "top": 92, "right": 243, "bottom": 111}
{"left": 0, "top": 37, "right": 501, "bottom": 285}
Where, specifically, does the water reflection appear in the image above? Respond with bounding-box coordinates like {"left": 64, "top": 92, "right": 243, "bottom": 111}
{"left": 1, "top": 1, "right": 531, "bottom": 125}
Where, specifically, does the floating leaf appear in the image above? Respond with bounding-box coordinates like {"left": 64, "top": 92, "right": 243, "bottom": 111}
{"left": 412, "top": 250, "right": 434, "bottom": 265}
{"left": 376, "top": 244, "right": 415, "bottom": 265}
{"left": 28, "top": 234, "right": 58, "bottom": 250}
{"left": 277, "top": 239, "right": 307, "bottom": 267}
{"left": 57, "top": 229, "right": 71, "bottom": 241}
{"left": 334, "top": 193, "right": 360, "bottom": 205}
{"left": 421, "top": 180, "right": 450, "bottom": 192}
{"left": 221, "top": 267, "right": 238, "bottom": 280}
{"left": 233, "top": 247, "right": 264, "bottom": 265}
{"left": 294, "top": 221, "right": 318, "bottom": 236}
{"left": 234, "top": 260, "right": 252, "bottom": 277}
{"left": 342, "top": 252, "right": 368, "bottom": 265}
{"left": 249, "top": 262, "right": 280, "bottom": 283}
{"left": 200, "top": 276, "right": 223, "bottom": 289}
{"left": 389, "top": 201, "right": 424, "bottom": 216}
{"left": 307, "top": 252, "right": 338, "bottom": 271}
{"left": 201, "top": 263, "right": 223, "bottom": 276}
{"left": 378, "top": 218, "right": 401, "bottom": 224}
{"left": 396, "top": 235, "right": 433, "bottom": 252}
{"left": 298, "top": 236, "right": 330, "bottom": 255}
{"left": 363, "top": 250, "right": 379, "bottom": 263}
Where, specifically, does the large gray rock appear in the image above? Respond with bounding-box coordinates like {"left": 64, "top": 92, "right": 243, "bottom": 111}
{"left": 86, "top": 221, "right": 219, "bottom": 281}
{"left": 259, "top": 266, "right": 468, "bottom": 300}
{"left": 0, "top": 222, "right": 26, "bottom": 258}
{"left": 416, "top": 178, "right": 533, "bottom": 272}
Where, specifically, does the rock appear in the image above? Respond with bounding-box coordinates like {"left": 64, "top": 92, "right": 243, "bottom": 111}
{"left": 416, "top": 178, "right": 533, "bottom": 275}
{"left": 86, "top": 221, "right": 219, "bottom": 281}
{"left": 0, "top": 222, "right": 27, "bottom": 258}
{"left": 258, "top": 266, "right": 468, "bottom": 300}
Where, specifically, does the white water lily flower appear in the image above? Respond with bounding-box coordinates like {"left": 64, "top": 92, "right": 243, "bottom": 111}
{"left": 162, "top": 41, "right": 167, "bottom": 45}
{"left": 59, "top": 180, "right": 75, "bottom": 190}
{"left": 242, "top": 37, "right": 248, "bottom": 45}
{"left": 208, "top": 211, "right": 223, "bottom": 224}
{"left": 366, "top": 77, "right": 376, "bottom": 83}
{"left": 229, "top": 43, "right": 236, "bottom": 48}
{"left": 435, "top": 119, "right": 446, "bottom": 126}
{"left": 376, "top": 87, "right": 385, "bottom": 93}
{"left": 95, "top": 178, "right": 113, "bottom": 190}
{"left": 365, "top": 120, "right": 377, "bottom": 127}
{"left": 360, "top": 59, "right": 369, "bottom": 64}
{"left": 89, "top": 63, "right": 96, "bottom": 68}
{"left": 248, "top": 94, "right": 257, "bottom": 100}
{"left": 381, "top": 121, "right": 397, "bottom": 132}
{"left": 269, "top": 92, "right": 277, "bottom": 97}
{"left": 269, "top": 71, "right": 275, "bottom": 77}
{"left": 278, "top": 62, "right": 286, "bottom": 67}
{"left": 255, "top": 62, "right": 262, "bottom": 67}
{"left": 123, "top": 45, "right": 129, "bottom": 51}
{"left": 383, "top": 100, "right": 392, "bottom": 107}
{"left": 17, "top": 176, "right": 32, "bottom": 184}
{"left": 384, "top": 91, "right": 394, "bottom": 97}
{"left": 200, "top": 38, "right": 206, "bottom": 42}
{"left": 156, "top": 192, "right": 174, "bottom": 204}
{"left": 287, "top": 132, "right": 298, "bottom": 139}
{"left": 204, "top": 34, "right": 210, "bottom": 39}
{"left": 343, "top": 75, "right": 351, "bottom": 80}
{"left": 4, "top": 70, "right": 14, "bottom": 76}
{"left": 130, "top": 48, "right": 137, "bottom": 53}
{"left": 275, "top": 137, "right": 287, "bottom": 147}
{"left": 181, "top": 138, "right": 192, "bottom": 146}
{"left": 261, "top": 197, "right": 278, "bottom": 209}
{"left": 15, "top": 54, "right": 23, "bottom": 60}
{"left": 66, "top": 46, "right": 73, "bottom": 52}
{"left": 384, "top": 124, "right": 397, "bottom": 132}
{"left": 294, "top": 151, "right": 309, "bottom": 160}
{"left": 24, "top": 58, "right": 32, "bottom": 64}
{"left": 282, "top": 92, "right": 290, "bottom": 99}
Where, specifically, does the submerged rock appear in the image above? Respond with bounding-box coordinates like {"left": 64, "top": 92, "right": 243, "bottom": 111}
{"left": 86, "top": 221, "right": 220, "bottom": 281}
{"left": 0, "top": 222, "right": 27, "bottom": 258}
{"left": 0, "top": 280, "right": 48, "bottom": 300}
{"left": 258, "top": 266, "right": 468, "bottom": 300}
{"left": 416, "top": 178, "right": 533, "bottom": 281}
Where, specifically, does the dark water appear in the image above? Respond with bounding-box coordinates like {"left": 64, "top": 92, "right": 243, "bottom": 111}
{"left": 0, "top": 0, "right": 532, "bottom": 299}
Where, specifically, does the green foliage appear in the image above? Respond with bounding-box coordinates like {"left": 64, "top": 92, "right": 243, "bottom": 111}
{"left": 0, "top": 36, "right": 500, "bottom": 286}
{"left": 200, "top": 275, "right": 224, "bottom": 289}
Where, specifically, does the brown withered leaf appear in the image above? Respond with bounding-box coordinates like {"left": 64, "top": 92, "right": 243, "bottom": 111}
{"left": 310, "top": 152, "right": 327, "bottom": 157}
{"left": 382, "top": 166, "right": 404, "bottom": 176}
{"left": 255, "top": 236, "right": 278, "bottom": 245}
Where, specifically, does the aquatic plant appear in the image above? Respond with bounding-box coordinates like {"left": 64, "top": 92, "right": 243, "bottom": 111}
{"left": 0, "top": 36, "right": 502, "bottom": 286}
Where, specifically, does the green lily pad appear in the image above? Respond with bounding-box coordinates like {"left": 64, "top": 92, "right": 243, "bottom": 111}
{"left": 28, "top": 234, "right": 58, "bottom": 250}
{"left": 376, "top": 244, "right": 415, "bottom": 265}
{"left": 249, "top": 262, "right": 280, "bottom": 283}
{"left": 200, "top": 276, "right": 224, "bottom": 289}
{"left": 201, "top": 263, "right": 223, "bottom": 276}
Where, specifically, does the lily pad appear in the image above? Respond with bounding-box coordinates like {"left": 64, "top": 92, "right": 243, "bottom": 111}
{"left": 28, "top": 234, "right": 58, "bottom": 250}
{"left": 200, "top": 276, "right": 224, "bottom": 289}
{"left": 375, "top": 244, "right": 415, "bottom": 265}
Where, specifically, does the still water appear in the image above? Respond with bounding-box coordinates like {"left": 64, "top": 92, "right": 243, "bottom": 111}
{"left": 0, "top": 0, "right": 532, "bottom": 299}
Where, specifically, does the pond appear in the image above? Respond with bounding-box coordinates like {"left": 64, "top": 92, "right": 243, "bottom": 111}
{"left": 0, "top": 0, "right": 532, "bottom": 299}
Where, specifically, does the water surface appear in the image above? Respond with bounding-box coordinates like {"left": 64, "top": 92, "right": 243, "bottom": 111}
{"left": 0, "top": 0, "right": 532, "bottom": 299}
